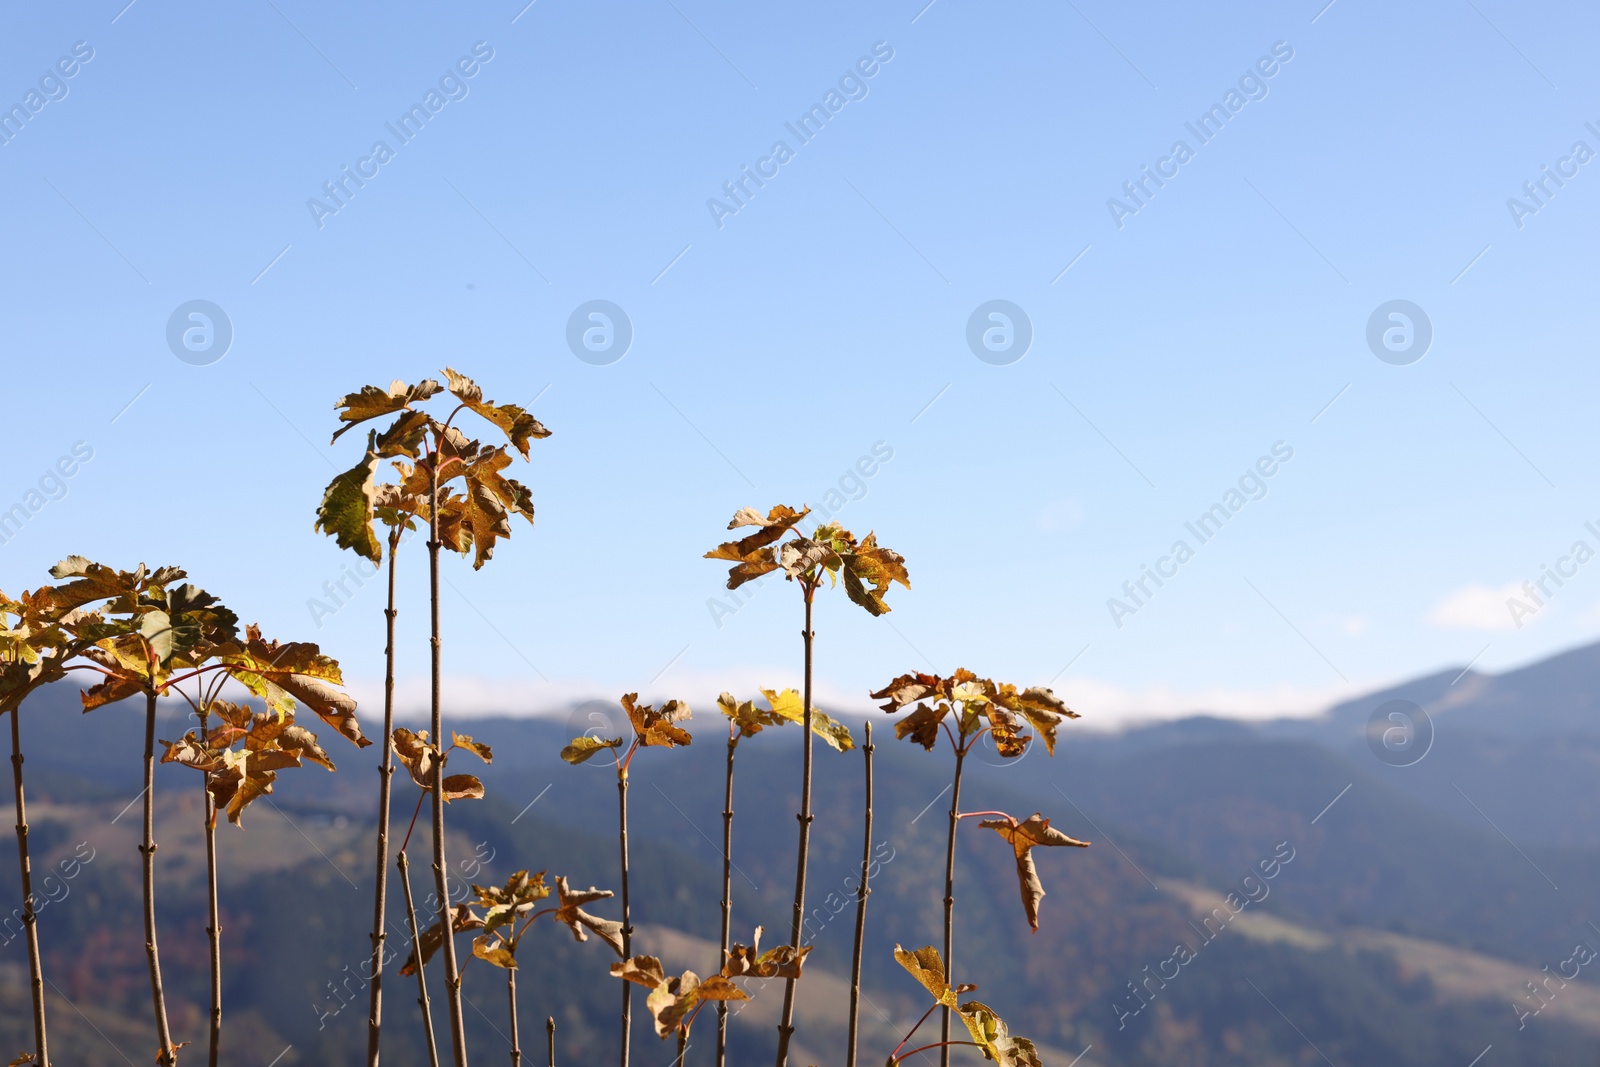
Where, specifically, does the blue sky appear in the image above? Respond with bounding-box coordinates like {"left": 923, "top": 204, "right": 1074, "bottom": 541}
{"left": 3, "top": 0, "right": 1598, "bottom": 726}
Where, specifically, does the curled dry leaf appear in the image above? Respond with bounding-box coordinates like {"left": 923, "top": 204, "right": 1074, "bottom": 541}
{"left": 977, "top": 813, "right": 1090, "bottom": 931}
{"left": 621, "top": 693, "right": 691, "bottom": 749}
{"left": 553, "top": 875, "right": 624, "bottom": 955}
{"left": 957, "top": 1000, "right": 1043, "bottom": 1067}
{"left": 451, "top": 731, "right": 493, "bottom": 763}
{"left": 330, "top": 378, "right": 442, "bottom": 443}
{"left": 611, "top": 957, "right": 750, "bottom": 1039}
{"left": 392, "top": 727, "right": 439, "bottom": 788}
{"left": 443, "top": 366, "right": 551, "bottom": 460}
{"left": 722, "top": 925, "right": 810, "bottom": 980}
{"left": 441, "top": 774, "right": 484, "bottom": 802}
{"left": 703, "top": 504, "right": 810, "bottom": 590}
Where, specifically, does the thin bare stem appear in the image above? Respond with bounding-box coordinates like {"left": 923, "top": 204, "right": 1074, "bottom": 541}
{"left": 773, "top": 583, "right": 816, "bottom": 1067}
{"left": 399, "top": 851, "right": 442, "bottom": 1067}
{"left": 142, "top": 685, "right": 178, "bottom": 1065}
{"left": 508, "top": 967, "right": 521, "bottom": 1067}
{"left": 202, "top": 705, "right": 222, "bottom": 1067}
{"left": 618, "top": 772, "right": 633, "bottom": 1067}
{"left": 546, "top": 1017, "right": 555, "bottom": 1067}
{"left": 427, "top": 443, "right": 470, "bottom": 1067}
{"left": 716, "top": 730, "right": 735, "bottom": 1067}
{"left": 9, "top": 706, "right": 48, "bottom": 1067}
{"left": 368, "top": 537, "right": 401, "bottom": 1067}
{"left": 846, "top": 721, "right": 873, "bottom": 1067}
{"left": 940, "top": 744, "right": 967, "bottom": 1067}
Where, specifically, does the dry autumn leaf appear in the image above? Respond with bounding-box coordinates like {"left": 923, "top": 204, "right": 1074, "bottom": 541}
{"left": 977, "top": 813, "right": 1090, "bottom": 931}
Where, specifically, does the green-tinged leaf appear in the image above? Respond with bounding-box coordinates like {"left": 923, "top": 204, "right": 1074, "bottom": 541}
{"left": 315, "top": 434, "right": 382, "bottom": 563}
{"left": 715, "top": 691, "right": 786, "bottom": 740}
{"left": 978, "top": 813, "right": 1090, "bottom": 931}
{"left": 472, "top": 934, "right": 517, "bottom": 969}
{"left": 560, "top": 735, "right": 622, "bottom": 765}
{"left": 139, "top": 610, "right": 174, "bottom": 667}
{"left": 760, "top": 688, "right": 854, "bottom": 752}
{"left": 331, "top": 379, "right": 442, "bottom": 443}
{"left": 442, "top": 367, "right": 551, "bottom": 458}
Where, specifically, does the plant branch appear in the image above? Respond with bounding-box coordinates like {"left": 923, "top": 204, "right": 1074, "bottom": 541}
{"left": 10, "top": 707, "right": 49, "bottom": 1067}
{"left": 773, "top": 582, "right": 816, "bottom": 1067}
{"left": 399, "top": 850, "right": 442, "bottom": 1067}
{"left": 845, "top": 721, "right": 873, "bottom": 1067}
{"left": 368, "top": 541, "right": 401, "bottom": 1067}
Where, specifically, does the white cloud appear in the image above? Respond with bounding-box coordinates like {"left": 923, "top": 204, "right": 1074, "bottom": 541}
{"left": 1428, "top": 583, "right": 1524, "bottom": 631}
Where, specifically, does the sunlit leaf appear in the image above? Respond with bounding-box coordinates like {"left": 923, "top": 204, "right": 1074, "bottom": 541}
{"left": 330, "top": 379, "right": 442, "bottom": 443}
{"left": 560, "top": 735, "right": 622, "bottom": 765}
{"left": 621, "top": 693, "right": 691, "bottom": 749}
{"left": 722, "top": 925, "right": 810, "bottom": 980}
{"left": 441, "top": 774, "right": 484, "bottom": 802}
{"left": 977, "top": 813, "right": 1090, "bottom": 931}
{"left": 315, "top": 432, "right": 383, "bottom": 563}
{"left": 442, "top": 367, "right": 551, "bottom": 459}
{"left": 472, "top": 934, "right": 517, "bottom": 970}
{"left": 760, "top": 688, "right": 854, "bottom": 752}
{"left": 451, "top": 732, "right": 493, "bottom": 763}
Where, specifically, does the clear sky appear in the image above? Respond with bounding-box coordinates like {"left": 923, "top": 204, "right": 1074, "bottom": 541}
{"left": 3, "top": 0, "right": 1598, "bottom": 727}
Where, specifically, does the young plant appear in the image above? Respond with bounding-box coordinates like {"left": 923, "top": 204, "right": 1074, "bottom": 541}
{"left": 446, "top": 871, "right": 625, "bottom": 1067}
{"left": 888, "top": 945, "right": 1040, "bottom": 1067}
{"left": 0, "top": 580, "right": 102, "bottom": 1067}
{"left": 704, "top": 506, "right": 907, "bottom": 1067}
{"left": 317, "top": 416, "right": 427, "bottom": 1067}
{"left": 612, "top": 927, "right": 807, "bottom": 1067}
{"left": 870, "top": 671, "right": 1084, "bottom": 1067}
{"left": 326, "top": 370, "right": 549, "bottom": 1067}
{"left": 560, "top": 693, "right": 692, "bottom": 1067}
{"left": 391, "top": 728, "right": 493, "bottom": 1067}
{"left": 712, "top": 688, "right": 853, "bottom": 1067}
{"left": 159, "top": 694, "right": 348, "bottom": 1067}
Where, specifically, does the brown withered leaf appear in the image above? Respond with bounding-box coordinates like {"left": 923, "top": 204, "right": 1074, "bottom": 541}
{"left": 721, "top": 925, "right": 810, "bottom": 980}
{"left": 443, "top": 367, "right": 551, "bottom": 459}
{"left": 392, "top": 728, "right": 439, "bottom": 788}
{"left": 870, "top": 672, "right": 947, "bottom": 714}
{"left": 978, "top": 813, "right": 1090, "bottom": 931}
{"left": 639, "top": 970, "right": 748, "bottom": 1038}
{"left": 219, "top": 625, "right": 369, "bottom": 749}
{"left": 441, "top": 774, "right": 484, "bottom": 802}
{"left": 891, "top": 703, "right": 945, "bottom": 751}
{"left": 704, "top": 505, "right": 810, "bottom": 590}
{"left": 554, "top": 876, "right": 623, "bottom": 955}
{"left": 611, "top": 954, "right": 667, "bottom": 989}
{"left": 400, "top": 903, "right": 484, "bottom": 976}
{"left": 451, "top": 732, "right": 492, "bottom": 763}
{"left": 330, "top": 379, "right": 442, "bottom": 443}
{"left": 621, "top": 693, "right": 691, "bottom": 749}
{"left": 560, "top": 735, "right": 623, "bottom": 765}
